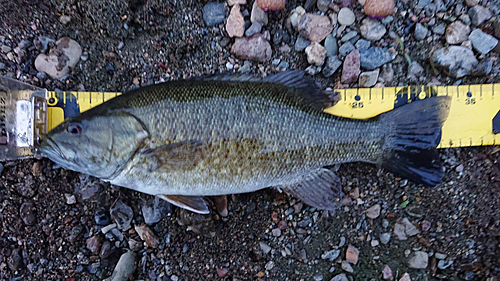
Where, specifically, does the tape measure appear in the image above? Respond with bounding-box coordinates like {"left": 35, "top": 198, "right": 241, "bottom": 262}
{"left": 46, "top": 84, "right": 500, "bottom": 149}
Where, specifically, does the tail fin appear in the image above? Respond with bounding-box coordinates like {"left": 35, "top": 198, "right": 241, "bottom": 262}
{"left": 379, "top": 96, "right": 451, "bottom": 186}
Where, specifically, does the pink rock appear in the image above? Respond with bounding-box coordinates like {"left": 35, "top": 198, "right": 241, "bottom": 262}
{"left": 382, "top": 264, "right": 393, "bottom": 280}
{"left": 217, "top": 268, "right": 229, "bottom": 277}
{"left": 305, "top": 42, "right": 327, "bottom": 66}
{"left": 346, "top": 244, "right": 359, "bottom": 264}
{"left": 231, "top": 33, "right": 272, "bottom": 62}
{"left": 341, "top": 50, "right": 360, "bottom": 84}
{"left": 298, "top": 13, "right": 334, "bottom": 42}
{"left": 364, "top": 0, "right": 394, "bottom": 17}
{"left": 226, "top": 5, "right": 245, "bottom": 38}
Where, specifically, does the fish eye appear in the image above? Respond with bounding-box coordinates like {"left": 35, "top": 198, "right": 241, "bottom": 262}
{"left": 67, "top": 123, "right": 83, "bottom": 135}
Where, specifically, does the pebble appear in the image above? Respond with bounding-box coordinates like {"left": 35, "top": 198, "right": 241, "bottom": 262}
{"left": 226, "top": 5, "right": 245, "bottom": 38}
{"left": 1, "top": 45, "right": 11, "bottom": 53}
{"left": 324, "top": 34, "right": 338, "bottom": 56}
{"left": 65, "top": 194, "right": 76, "bottom": 205}
{"left": 466, "top": 0, "right": 479, "bottom": 6}
{"left": 420, "top": 220, "right": 431, "bottom": 232}
{"left": 297, "top": 217, "right": 313, "bottom": 227}
{"left": 414, "top": 23, "right": 428, "bottom": 40}
{"left": 408, "top": 61, "right": 424, "bottom": 81}
{"left": 251, "top": 1, "right": 268, "bottom": 25}
{"left": 289, "top": 6, "right": 306, "bottom": 30}
{"left": 360, "top": 18, "right": 386, "bottom": 41}
{"left": 295, "top": 36, "right": 311, "bottom": 51}
{"left": 341, "top": 50, "right": 360, "bottom": 83}
{"left": 59, "top": 15, "right": 71, "bottom": 24}
{"left": 359, "top": 69, "right": 379, "bottom": 87}
{"left": 472, "top": 58, "right": 493, "bottom": 76}
{"left": 339, "top": 42, "right": 355, "bottom": 56}
{"left": 298, "top": 14, "right": 334, "bottom": 42}
{"left": 346, "top": 245, "right": 359, "bottom": 264}
{"left": 231, "top": 33, "right": 272, "bottom": 62}
{"left": 341, "top": 260, "right": 354, "bottom": 273}
{"left": 265, "top": 261, "right": 275, "bottom": 270}
{"left": 359, "top": 47, "right": 393, "bottom": 70}
{"left": 399, "top": 273, "right": 411, "bottom": 281}
{"left": 257, "top": 0, "right": 285, "bottom": 10}
{"left": 468, "top": 5, "right": 492, "bottom": 26}
{"left": 380, "top": 232, "right": 391, "bottom": 244}
{"left": 382, "top": 264, "right": 393, "bottom": 280}
{"left": 101, "top": 223, "right": 117, "bottom": 234}
{"left": 110, "top": 200, "right": 133, "bottom": 231}
{"left": 371, "top": 239, "right": 379, "bottom": 247}
{"left": 99, "top": 241, "right": 112, "bottom": 258}
{"left": 35, "top": 36, "right": 55, "bottom": 52}
{"left": 408, "top": 251, "right": 428, "bottom": 269}
{"left": 322, "top": 56, "right": 342, "bottom": 77}
{"left": 469, "top": 29, "right": 498, "bottom": 54}
{"left": 364, "top": 0, "right": 394, "bottom": 17}
{"left": 446, "top": 21, "right": 471, "bottom": 44}
{"left": 438, "top": 259, "right": 453, "bottom": 269}
{"left": 321, "top": 249, "right": 341, "bottom": 261}
{"left": 110, "top": 251, "right": 137, "bottom": 280}
{"left": 20, "top": 201, "right": 36, "bottom": 226}
{"left": 245, "top": 21, "right": 263, "bottom": 37}
{"left": 142, "top": 197, "right": 172, "bottom": 225}
{"left": 331, "top": 273, "right": 348, "bottom": 281}
{"left": 202, "top": 2, "right": 226, "bottom": 26}
{"left": 432, "top": 23, "right": 446, "bottom": 35}
{"left": 355, "top": 39, "right": 371, "bottom": 50}
{"left": 35, "top": 37, "right": 82, "bottom": 79}
{"left": 316, "top": 0, "right": 332, "bottom": 12}
{"left": 228, "top": 0, "right": 246, "bottom": 5}
{"left": 430, "top": 46, "right": 478, "bottom": 78}
{"left": 86, "top": 236, "right": 100, "bottom": 254}
{"left": 365, "top": 204, "right": 381, "bottom": 218}
{"left": 272, "top": 228, "right": 282, "bottom": 237}
{"left": 135, "top": 224, "right": 160, "bottom": 248}
{"left": 94, "top": 209, "right": 111, "bottom": 225}
{"left": 217, "top": 268, "right": 229, "bottom": 277}
{"left": 341, "top": 31, "right": 358, "bottom": 42}
{"left": 259, "top": 241, "right": 272, "bottom": 254}
{"left": 338, "top": 8, "right": 355, "bottom": 26}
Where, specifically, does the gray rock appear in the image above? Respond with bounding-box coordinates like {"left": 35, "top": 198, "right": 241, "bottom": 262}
{"left": 360, "top": 18, "right": 386, "bottom": 41}
{"left": 446, "top": 21, "right": 471, "bottom": 44}
{"left": 313, "top": 273, "right": 324, "bottom": 281}
{"left": 472, "top": 58, "right": 493, "bottom": 76}
{"left": 142, "top": 197, "right": 172, "bottom": 225}
{"left": 339, "top": 42, "right": 355, "bottom": 56}
{"left": 432, "top": 23, "right": 446, "bottom": 35}
{"left": 251, "top": 1, "right": 268, "bottom": 25}
{"left": 322, "top": 56, "right": 342, "bottom": 77}
{"left": 202, "top": 2, "right": 226, "bottom": 26}
{"left": 401, "top": 218, "right": 420, "bottom": 236}
{"left": 1, "top": 45, "right": 11, "bottom": 53}
{"left": 338, "top": 8, "right": 355, "bottom": 26}
{"left": 438, "top": 259, "right": 453, "bottom": 269}
{"left": 316, "top": 0, "right": 332, "bottom": 12}
{"left": 414, "top": 23, "right": 428, "bottom": 40}
{"left": 295, "top": 36, "right": 310, "bottom": 51}
{"left": 341, "top": 31, "right": 358, "bottom": 42}
{"left": 468, "top": 5, "right": 492, "bottom": 26}
{"left": 359, "top": 70, "right": 379, "bottom": 87}
{"left": 110, "top": 251, "right": 137, "bottom": 280}
{"left": 0, "top": 62, "right": 5, "bottom": 70}
{"left": 380, "top": 232, "right": 391, "bottom": 244}
{"left": 321, "top": 249, "right": 341, "bottom": 261}
{"left": 382, "top": 16, "right": 394, "bottom": 24}
{"left": 355, "top": 39, "right": 371, "bottom": 50}
{"left": 408, "top": 61, "right": 424, "bottom": 81}
{"left": 469, "top": 29, "right": 498, "bottom": 54}
{"left": 245, "top": 21, "right": 263, "bottom": 37}
{"left": 408, "top": 251, "right": 429, "bottom": 269}
{"left": 278, "top": 61, "right": 289, "bottom": 69}
{"left": 359, "top": 47, "right": 393, "bottom": 70}
{"left": 20, "top": 201, "right": 36, "bottom": 226}
{"left": 430, "top": 46, "right": 479, "bottom": 78}
{"left": 341, "top": 260, "right": 354, "bottom": 273}
{"left": 365, "top": 204, "right": 381, "bottom": 218}
{"left": 259, "top": 242, "right": 272, "bottom": 254}
{"left": 331, "top": 274, "right": 348, "bottom": 281}
{"left": 18, "top": 39, "right": 31, "bottom": 50}
{"left": 459, "top": 14, "right": 471, "bottom": 26}
{"left": 110, "top": 200, "right": 133, "bottom": 231}
{"left": 324, "top": 34, "right": 338, "bottom": 57}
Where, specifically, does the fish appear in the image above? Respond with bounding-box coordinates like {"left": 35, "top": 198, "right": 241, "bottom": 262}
{"left": 39, "top": 70, "right": 451, "bottom": 214}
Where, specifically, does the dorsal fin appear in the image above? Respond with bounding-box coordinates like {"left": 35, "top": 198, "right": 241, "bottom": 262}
{"left": 196, "top": 70, "right": 338, "bottom": 111}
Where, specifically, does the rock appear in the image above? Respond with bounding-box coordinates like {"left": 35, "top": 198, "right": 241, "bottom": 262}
{"left": 380, "top": 232, "right": 391, "bottom": 244}
{"left": 110, "top": 251, "right": 137, "bottom": 280}
{"left": 20, "top": 201, "right": 36, "bottom": 226}
{"left": 382, "top": 264, "right": 393, "bottom": 280}
{"left": 359, "top": 47, "right": 393, "bottom": 70}
{"left": 339, "top": 42, "right": 355, "bottom": 56}
{"left": 289, "top": 6, "right": 306, "bottom": 30}
{"left": 305, "top": 43, "right": 327, "bottom": 66}
{"left": 313, "top": 273, "right": 324, "bottom": 281}
{"left": 86, "top": 236, "right": 100, "bottom": 255}
{"left": 298, "top": 14, "right": 334, "bottom": 42}
{"left": 295, "top": 36, "right": 311, "bottom": 51}
{"left": 251, "top": 1, "right": 268, "bottom": 25}
{"left": 217, "top": 268, "right": 229, "bottom": 277}
{"left": 472, "top": 58, "right": 493, "bottom": 76}
{"left": 59, "top": 15, "right": 71, "bottom": 24}
{"left": 331, "top": 273, "right": 348, "bottom": 281}
{"left": 346, "top": 245, "right": 359, "bottom": 264}
{"left": 142, "top": 197, "right": 172, "bottom": 225}
{"left": 408, "top": 61, "right": 424, "bottom": 81}
{"left": 34, "top": 37, "right": 82, "bottom": 79}
{"left": 338, "top": 8, "right": 355, "bottom": 26}
{"left": 402, "top": 218, "right": 420, "bottom": 236}
{"left": 321, "top": 249, "right": 341, "bottom": 261}
{"left": 466, "top": 0, "right": 479, "bottom": 6}
{"left": 110, "top": 200, "right": 133, "bottom": 231}
{"left": 101, "top": 223, "right": 117, "bottom": 234}
{"left": 265, "top": 261, "right": 275, "bottom": 270}
{"left": 272, "top": 228, "right": 281, "bottom": 237}
{"left": 226, "top": 5, "right": 245, "bottom": 38}
{"left": 65, "top": 194, "right": 76, "bottom": 205}
{"left": 324, "top": 34, "right": 338, "bottom": 56}
{"left": 341, "top": 31, "right": 358, "bottom": 42}
{"left": 35, "top": 36, "right": 55, "bottom": 53}
{"left": 446, "top": 21, "right": 471, "bottom": 44}
{"left": 8, "top": 249, "right": 23, "bottom": 272}
{"left": 94, "top": 208, "right": 111, "bottom": 225}
{"left": 430, "top": 46, "right": 479, "bottom": 78}
{"left": 399, "top": 273, "right": 411, "bottom": 281}
{"left": 433, "top": 23, "right": 446, "bottom": 35}
{"left": 394, "top": 222, "right": 407, "bottom": 240}
{"left": 355, "top": 39, "right": 371, "bottom": 50}
{"left": 322, "top": 56, "right": 342, "bottom": 77}
{"left": 364, "top": 0, "right": 394, "bottom": 17}
{"left": 99, "top": 241, "right": 112, "bottom": 259}
{"left": 469, "top": 29, "right": 498, "bottom": 54}
{"left": 259, "top": 241, "right": 272, "bottom": 254}
{"left": 438, "top": 259, "right": 453, "bottom": 269}
{"left": 317, "top": 0, "right": 333, "bottom": 12}
{"left": 359, "top": 69, "right": 379, "bottom": 87}
{"left": 408, "top": 251, "right": 428, "bottom": 269}
{"left": 203, "top": 2, "right": 226, "bottom": 26}
{"left": 245, "top": 21, "right": 263, "bottom": 37}
{"left": 341, "top": 260, "right": 354, "bottom": 273}
{"left": 135, "top": 224, "right": 160, "bottom": 248}
{"left": 468, "top": 5, "right": 492, "bottom": 26}
{"left": 341, "top": 50, "right": 360, "bottom": 83}
{"left": 1, "top": 45, "right": 11, "bottom": 53}
{"left": 228, "top": 0, "right": 246, "bottom": 5}
{"left": 360, "top": 18, "right": 386, "bottom": 40}
{"left": 231, "top": 33, "right": 272, "bottom": 62}
{"left": 257, "top": 0, "right": 286, "bottom": 10}
{"left": 414, "top": 23, "right": 428, "bottom": 40}
{"left": 365, "top": 204, "right": 381, "bottom": 218}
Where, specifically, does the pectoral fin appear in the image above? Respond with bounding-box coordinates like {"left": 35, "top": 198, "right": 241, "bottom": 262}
{"left": 141, "top": 140, "right": 205, "bottom": 171}
{"left": 158, "top": 195, "right": 210, "bottom": 214}
{"left": 283, "top": 168, "right": 343, "bottom": 211}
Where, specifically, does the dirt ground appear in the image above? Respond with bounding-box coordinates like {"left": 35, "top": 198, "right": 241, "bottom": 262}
{"left": 1, "top": 0, "right": 500, "bottom": 280}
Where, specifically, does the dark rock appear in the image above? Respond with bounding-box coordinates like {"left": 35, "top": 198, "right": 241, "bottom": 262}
{"left": 359, "top": 47, "right": 394, "bottom": 70}
{"left": 94, "top": 208, "right": 111, "bottom": 226}
{"left": 294, "top": 36, "right": 310, "bottom": 51}
{"left": 322, "top": 56, "right": 342, "bottom": 77}
{"left": 20, "top": 201, "right": 36, "bottom": 225}
{"left": 110, "top": 200, "right": 133, "bottom": 231}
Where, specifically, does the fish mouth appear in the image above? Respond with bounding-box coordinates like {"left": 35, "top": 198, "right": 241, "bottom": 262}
{"left": 39, "top": 136, "right": 66, "bottom": 161}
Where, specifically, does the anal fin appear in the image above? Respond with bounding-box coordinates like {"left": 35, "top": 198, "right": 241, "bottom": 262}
{"left": 158, "top": 195, "right": 210, "bottom": 214}
{"left": 283, "top": 168, "right": 343, "bottom": 211}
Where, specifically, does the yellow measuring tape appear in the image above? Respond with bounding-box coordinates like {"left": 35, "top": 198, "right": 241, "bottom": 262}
{"left": 47, "top": 84, "right": 500, "bottom": 149}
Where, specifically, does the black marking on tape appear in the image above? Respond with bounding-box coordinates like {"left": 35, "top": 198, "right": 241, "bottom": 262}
{"left": 492, "top": 110, "right": 500, "bottom": 134}
{"left": 48, "top": 92, "right": 80, "bottom": 119}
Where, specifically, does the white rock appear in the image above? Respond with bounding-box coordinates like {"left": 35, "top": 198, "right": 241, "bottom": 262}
{"left": 338, "top": 8, "right": 355, "bottom": 26}
{"left": 35, "top": 37, "right": 82, "bottom": 79}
